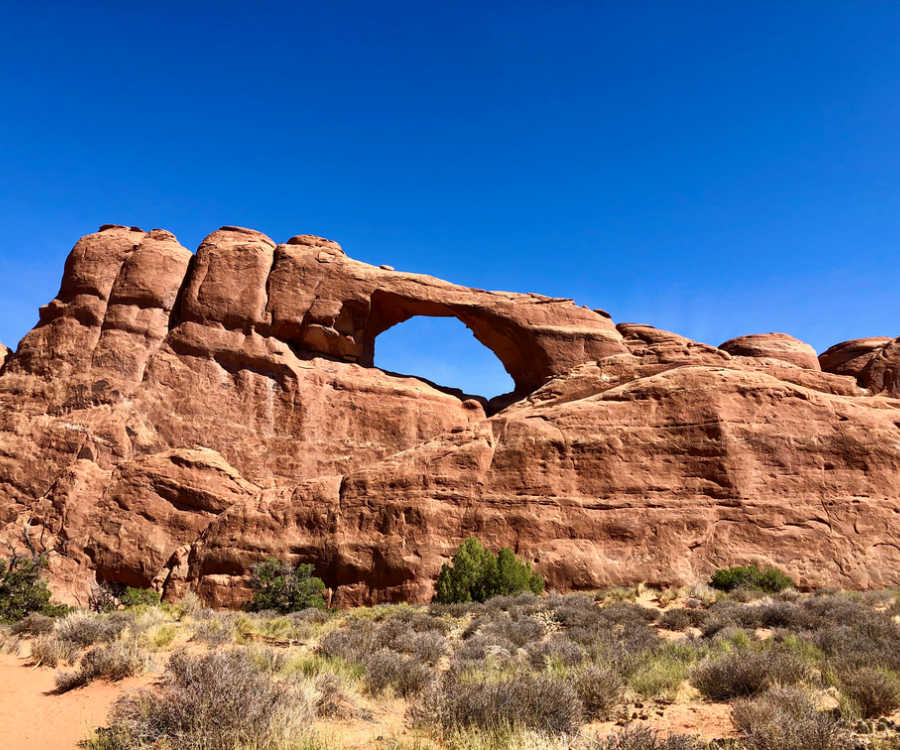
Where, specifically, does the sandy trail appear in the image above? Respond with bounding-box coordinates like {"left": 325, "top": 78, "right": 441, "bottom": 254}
{"left": 0, "top": 652, "right": 150, "bottom": 750}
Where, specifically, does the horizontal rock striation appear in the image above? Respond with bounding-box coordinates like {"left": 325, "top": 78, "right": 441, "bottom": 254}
{"left": 1, "top": 225, "right": 899, "bottom": 606}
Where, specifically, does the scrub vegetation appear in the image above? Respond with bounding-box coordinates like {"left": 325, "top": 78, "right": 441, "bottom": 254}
{"left": 1, "top": 560, "right": 899, "bottom": 749}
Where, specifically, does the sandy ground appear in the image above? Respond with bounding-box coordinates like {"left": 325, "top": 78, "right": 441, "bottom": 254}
{"left": 0, "top": 651, "right": 153, "bottom": 750}
{"left": 588, "top": 700, "right": 735, "bottom": 742}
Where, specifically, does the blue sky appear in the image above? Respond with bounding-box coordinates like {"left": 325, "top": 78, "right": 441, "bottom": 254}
{"left": 1, "top": 2, "right": 898, "bottom": 397}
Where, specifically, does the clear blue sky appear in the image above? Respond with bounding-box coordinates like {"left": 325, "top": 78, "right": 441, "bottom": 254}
{"left": 2, "top": 2, "right": 898, "bottom": 397}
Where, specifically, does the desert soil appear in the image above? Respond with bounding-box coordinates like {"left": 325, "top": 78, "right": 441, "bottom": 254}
{"left": 0, "top": 650, "right": 153, "bottom": 750}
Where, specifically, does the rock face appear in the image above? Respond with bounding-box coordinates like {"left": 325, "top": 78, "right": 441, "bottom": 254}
{"left": 1, "top": 226, "right": 899, "bottom": 607}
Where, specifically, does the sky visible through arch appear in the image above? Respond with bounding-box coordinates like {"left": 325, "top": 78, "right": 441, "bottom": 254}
{"left": 375, "top": 317, "right": 515, "bottom": 398}
{"left": 1, "top": 2, "right": 899, "bottom": 398}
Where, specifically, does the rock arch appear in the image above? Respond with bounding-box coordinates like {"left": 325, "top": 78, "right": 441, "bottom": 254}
{"left": 261, "top": 233, "right": 628, "bottom": 393}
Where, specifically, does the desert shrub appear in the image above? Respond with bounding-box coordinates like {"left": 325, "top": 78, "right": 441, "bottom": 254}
{"left": 710, "top": 626, "right": 753, "bottom": 652}
{"left": 600, "top": 601, "right": 660, "bottom": 625}
{"left": 483, "top": 590, "right": 544, "bottom": 612}
{"left": 55, "top": 669, "right": 90, "bottom": 693}
{"left": 0, "top": 552, "right": 69, "bottom": 622}
{"left": 414, "top": 669, "right": 581, "bottom": 735}
{"left": 574, "top": 664, "right": 624, "bottom": 719}
{"left": 568, "top": 607, "right": 661, "bottom": 676}
{"left": 549, "top": 593, "right": 604, "bottom": 628}
{"left": 690, "top": 647, "right": 810, "bottom": 700}
{"left": 375, "top": 612, "right": 447, "bottom": 645}
{"left": 729, "top": 586, "right": 769, "bottom": 603}
{"left": 588, "top": 726, "right": 705, "bottom": 750}
{"left": 189, "top": 613, "right": 236, "bottom": 645}
{"left": 250, "top": 614, "right": 299, "bottom": 642}
{"left": 710, "top": 564, "right": 794, "bottom": 593}
{"left": 0, "top": 632, "right": 21, "bottom": 655}
{"left": 454, "top": 632, "right": 518, "bottom": 665}
{"left": 801, "top": 594, "right": 873, "bottom": 627}
{"left": 630, "top": 642, "right": 702, "bottom": 701}
{"left": 382, "top": 606, "right": 451, "bottom": 632}
{"left": 316, "top": 622, "right": 379, "bottom": 663}
{"left": 392, "top": 628, "right": 447, "bottom": 664}
{"left": 433, "top": 538, "right": 544, "bottom": 604}
{"left": 701, "top": 599, "right": 810, "bottom": 638}
{"left": 364, "top": 648, "right": 431, "bottom": 697}
{"left": 88, "top": 649, "right": 313, "bottom": 750}
{"left": 286, "top": 652, "right": 365, "bottom": 684}
{"left": 732, "top": 685, "right": 849, "bottom": 750}
{"left": 88, "top": 581, "right": 121, "bottom": 613}
{"left": 474, "top": 612, "right": 546, "bottom": 647}
{"left": 56, "top": 612, "right": 126, "bottom": 647}
{"left": 317, "top": 613, "right": 447, "bottom": 668}
{"left": 289, "top": 606, "right": 331, "bottom": 625}
{"left": 10, "top": 611, "right": 56, "bottom": 635}
{"left": 314, "top": 672, "right": 354, "bottom": 719}
{"left": 658, "top": 608, "right": 705, "bottom": 631}
{"left": 838, "top": 667, "right": 900, "bottom": 718}
{"left": 526, "top": 634, "right": 587, "bottom": 669}
{"left": 174, "top": 591, "right": 202, "bottom": 619}
{"left": 145, "top": 623, "right": 177, "bottom": 650}
{"left": 436, "top": 726, "right": 574, "bottom": 750}
{"left": 247, "top": 557, "right": 327, "bottom": 613}
{"left": 812, "top": 616, "right": 900, "bottom": 671}
{"left": 688, "top": 584, "right": 720, "bottom": 607}
{"left": 700, "top": 600, "right": 765, "bottom": 635}
{"left": 246, "top": 644, "right": 289, "bottom": 674}
{"left": 30, "top": 634, "right": 79, "bottom": 667}
{"left": 755, "top": 601, "right": 808, "bottom": 629}
{"left": 596, "top": 586, "right": 641, "bottom": 603}
{"left": 428, "top": 599, "right": 486, "bottom": 618}
{"left": 118, "top": 586, "right": 161, "bottom": 608}
{"left": 55, "top": 638, "right": 147, "bottom": 693}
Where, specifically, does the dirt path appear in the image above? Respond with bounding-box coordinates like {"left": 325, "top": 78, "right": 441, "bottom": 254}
{"left": 0, "top": 652, "right": 150, "bottom": 750}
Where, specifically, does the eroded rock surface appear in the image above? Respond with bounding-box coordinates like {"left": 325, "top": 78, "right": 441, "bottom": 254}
{"left": 1, "top": 226, "right": 899, "bottom": 606}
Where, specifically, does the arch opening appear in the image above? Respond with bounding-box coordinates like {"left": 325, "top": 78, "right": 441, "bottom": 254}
{"left": 374, "top": 316, "right": 515, "bottom": 401}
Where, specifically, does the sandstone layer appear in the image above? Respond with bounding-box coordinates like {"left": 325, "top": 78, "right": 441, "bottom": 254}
{"left": 1, "top": 225, "right": 898, "bottom": 607}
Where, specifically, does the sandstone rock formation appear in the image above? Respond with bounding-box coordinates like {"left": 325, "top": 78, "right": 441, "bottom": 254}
{"left": 1, "top": 225, "right": 899, "bottom": 607}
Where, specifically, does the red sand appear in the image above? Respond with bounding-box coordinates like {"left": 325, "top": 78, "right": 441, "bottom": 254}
{"left": 0, "top": 652, "right": 150, "bottom": 750}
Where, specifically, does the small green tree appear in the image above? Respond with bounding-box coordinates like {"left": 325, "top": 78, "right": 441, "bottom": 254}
{"left": 433, "top": 537, "right": 544, "bottom": 604}
{"left": 0, "top": 553, "right": 69, "bottom": 622}
{"left": 119, "top": 586, "right": 162, "bottom": 607}
{"left": 709, "top": 564, "right": 794, "bottom": 593}
{"left": 247, "top": 557, "right": 327, "bottom": 612}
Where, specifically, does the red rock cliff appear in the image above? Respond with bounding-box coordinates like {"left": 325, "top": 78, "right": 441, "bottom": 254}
{"left": 1, "top": 225, "right": 899, "bottom": 606}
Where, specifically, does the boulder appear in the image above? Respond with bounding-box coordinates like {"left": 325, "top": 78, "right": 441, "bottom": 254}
{"left": 718, "top": 332, "right": 821, "bottom": 370}
{"left": 819, "top": 337, "right": 892, "bottom": 377}
{"left": 859, "top": 337, "right": 900, "bottom": 396}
